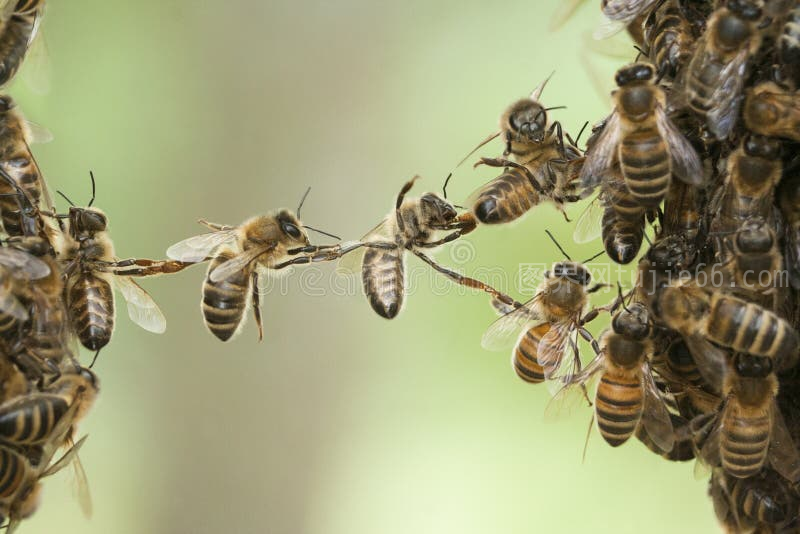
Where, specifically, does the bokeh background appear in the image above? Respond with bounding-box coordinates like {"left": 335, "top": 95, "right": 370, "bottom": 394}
{"left": 17, "top": 0, "right": 718, "bottom": 532}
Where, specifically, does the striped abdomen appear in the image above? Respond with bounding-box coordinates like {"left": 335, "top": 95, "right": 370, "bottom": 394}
{"left": 0, "top": 281, "right": 25, "bottom": 342}
{"left": 202, "top": 250, "right": 250, "bottom": 342}
{"left": 602, "top": 205, "right": 644, "bottom": 265}
{"left": 721, "top": 403, "right": 770, "bottom": 479}
{"left": 0, "top": 446, "right": 25, "bottom": 499}
{"left": 0, "top": 3, "right": 39, "bottom": 88}
{"left": 362, "top": 245, "right": 404, "bottom": 319}
{"left": 513, "top": 323, "right": 550, "bottom": 383}
{"left": 619, "top": 126, "right": 670, "bottom": 207}
{"left": 686, "top": 53, "right": 722, "bottom": 117}
{"left": 472, "top": 167, "right": 540, "bottom": 224}
{"left": 0, "top": 130, "right": 45, "bottom": 237}
{"left": 706, "top": 294, "right": 799, "bottom": 366}
{"left": 67, "top": 272, "right": 114, "bottom": 351}
{"left": 666, "top": 339, "right": 704, "bottom": 389}
{"left": 649, "top": 3, "right": 691, "bottom": 79}
{"left": 595, "top": 369, "right": 643, "bottom": 447}
{"left": 0, "top": 394, "right": 67, "bottom": 445}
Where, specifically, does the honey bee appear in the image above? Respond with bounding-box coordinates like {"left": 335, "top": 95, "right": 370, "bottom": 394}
{"left": 569, "top": 302, "right": 675, "bottom": 451}
{"left": 682, "top": 0, "right": 763, "bottom": 139}
{"left": 580, "top": 62, "right": 703, "bottom": 208}
{"left": 595, "top": 0, "right": 661, "bottom": 39}
{"left": 743, "top": 81, "right": 800, "bottom": 142}
{"left": 643, "top": 0, "right": 696, "bottom": 80}
{"left": 636, "top": 413, "right": 696, "bottom": 462}
{"left": 778, "top": 167, "right": 800, "bottom": 289}
{"left": 721, "top": 217, "right": 784, "bottom": 304}
{"left": 0, "top": 242, "right": 50, "bottom": 341}
{"left": 697, "top": 354, "right": 800, "bottom": 483}
{"left": 59, "top": 179, "right": 192, "bottom": 356}
{"left": 482, "top": 245, "right": 605, "bottom": 390}
{"left": 0, "top": 0, "right": 45, "bottom": 88}
{"left": 711, "top": 468, "right": 799, "bottom": 532}
{"left": 778, "top": 1, "right": 800, "bottom": 87}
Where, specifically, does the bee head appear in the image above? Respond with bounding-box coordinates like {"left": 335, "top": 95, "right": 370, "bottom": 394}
{"left": 420, "top": 193, "right": 457, "bottom": 225}
{"left": 743, "top": 134, "right": 781, "bottom": 159}
{"left": 506, "top": 99, "right": 549, "bottom": 143}
{"left": 552, "top": 261, "right": 591, "bottom": 286}
{"left": 276, "top": 210, "right": 309, "bottom": 245}
{"left": 611, "top": 302, "right": 651, "bottom": 340}
{"left": 69, "top": 206, "right": 107, "bottom": 235}
{"left": 614, "top": 63, "right": 654, "bottom": 87}
{"left": 79, "top": 367, "right": 100, "bottom": 393}
{"left": 716, "top": 3, "right": 758, "bottom": 50}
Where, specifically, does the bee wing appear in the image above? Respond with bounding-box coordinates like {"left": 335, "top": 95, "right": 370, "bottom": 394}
{"left": 0, "top": 247, "right": 50, "bottom": 279}
{"left": 655, "top": 106, "right": 703, "bottom": 186}
{"left": 683, "top": 335, "right": 726, "bottom": 395}
{"left": 19, "top": 15, "right": 51, "bottom": 95}
{"left": 545, "top": 352, "right": 604, "bottom": 420}
{"left": 572, "top": 194, "right": 604, "bottom": 243}
{"left": 209, "top": 243, "right": 275, "bottom": 283}
{"left": 695, "top": 413, "right": 721, "bottom": 480}
{"left": 769, "top": 404, "right": 800, "bottom": 484}
{"left": 600, "top": 0, "right": 658, "bottom": 22}
{"left": 640, "top": 362, "right": 675, "bottom": 453}
{"left": 337, "top": 216, "right": 396, "bottom": 276}
{"left": 592, "top": 18, "right": 627, "bottom": 40}
{"left": 706, "top": 48, "right": 749, "bottom": 140}
{"left": 114, "top": 277, "right": 167, "bottom": 334}
{"left": 480, "top": 296, "right": 542, "bottom": 351}
{"left": 538, "top": 321, "right": 573, "bottom": 380}
{"left": 579, "top": 111, "right": 620, "bottom": 192}
{"left": 549, "top": 0, "right": 586, "bottom": 30}
{"left": 43, "top": 434, "right": 88, "bottom": 478}
{"left": 23, "top": 119, "right": 53, "bottom": 144}
{"left": 166, "top": 229, "right": 239, "bottom": 262}
{"left": 71, "top": 448, "right": 93, "bottom": 519}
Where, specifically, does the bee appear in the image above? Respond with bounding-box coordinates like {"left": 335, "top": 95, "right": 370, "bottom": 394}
{"left": 636, "top": 413, "right": 696, "bottom": 462}
{"left": 682, "top": 0, "right": 763, "bottom": 139}
{"left": 711, "top": 468, "right": 799, "bottom": 531}
{"left": 0, "top": 0, "right": 45, "bottom": 88}
{"left": 0, "top": 242, "right": 50, "bottom": 343}
{"left": 654, "top": 281, "right": 800, "bottom": 377}
{"left": 482, "top": 239, "right": 605, "bottom": 390}
{"left": 778, "top": 166, "right": 800, "bottom": 289}
{"left": 168, "top": 189, "right": 353, "bottom": 338}
{"left": 697, "top": 354, "right": 800, "bottom": 483}
{"left": 778, "top": 1, "right": 800, "bottom": 87}
{"left": 722, "top": 217, "right": 785, "bottom": 304}
{"left": 59, "top": 178, "right": 192, "bottom": 356}
{"left": 743, "top": 81, "right": 800, "bottom": 142}
{"left": 644, "top": 0, "right": 696, "bottom": 80}
{"left": 580, "top": 62, "right": 703, "bottom": 208}
{"left": 570, "top": 302, "right": 675, "bottom": 451}
{"left": 594, "top": 0, "right": 661, "bottom": 39}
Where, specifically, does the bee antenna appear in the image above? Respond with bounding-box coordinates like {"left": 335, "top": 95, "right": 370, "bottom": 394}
{"left": 531, "top": 71, "right": 555, "bottom": 101}
{"left": 574, "top": 121, "right": 589, "bottom": 145}
{"left": 545, "top": 230, "right": 572, "bottom": 261}
{"left": 90, "top": 350, "right": 100, "bottom": 369}
{"left": 454, "top": 131, "right": 501, "bottom": 169}
{"left": 581, "top": 250, "right": 605, "bottom": 264}
{"left": 544, "top": 105, "right": 567, "bottom": 113}
{"left": 56, "top": 190, "right": 75, "bottom": 207}
{"left": 616, "top": 281, "right": 632, "bottom": 313}
{"left": 643, "top": 233, "right": 652, "bottom": 246}
{"left": 296, "top": 186, "right": 312, "bottom": 217}
{"left": 88, "top": 171, "right": 96, "bottom": 207}
{"left": 442, "top": 173, "right": 453, "bottom": 200}
{"left": 303, "top": 225, "right": 341, "bottom": 241}
{"left": 633, "top": 45, "right": 647, "bottom": 62}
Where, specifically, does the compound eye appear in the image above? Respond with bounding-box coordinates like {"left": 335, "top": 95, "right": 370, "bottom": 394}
{"left": 82, "top": 211, "right": 107, "bottom": 232}
{"left": 281, "top": 222, "right": 302, "bottom": 240}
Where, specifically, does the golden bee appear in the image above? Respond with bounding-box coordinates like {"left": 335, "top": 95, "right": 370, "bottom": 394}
{"left": 0, "top": 0, "right": 45, "bottom": 88}
{"left": 743, "top": 81, "right": 800, "bottom": 142}
{"left": 682, "top": 0, "right": 763, "bottom": 139}
{"left": 580, "top": 62, "right": 703, "bottom": 208}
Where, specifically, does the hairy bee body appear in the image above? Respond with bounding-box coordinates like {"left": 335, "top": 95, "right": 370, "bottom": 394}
{"left": 0, "top": 0, "right": 43, "bottom": 88}
{"left": 0, "top": 446, "right": 27, "bottom": 499}
{"left": 472, "top": 166, "right": 543, "bottom": 225}
{"left": 595, "top": 364, "right": 644, "bottom": 446}
{"left": 618, "top": 124, "right": 671, "bottom": 207}
{"left": 66, "top": 272, "right": 113, "bottom": 352}
{"left": 602, "top": 204, "right": 645, "bottom": 264}
{"left": 723, "top": 471, "right": 794, "bottom": 526}
{"left": 513, "top": 323, "right": 550, "bottom": 383}
{"left": 720, "top": 374, "right": 776, "bottom": 479}
{"left": 201, "top": 248, "right": 252, "bottom": 342}
{"left": 362, "top": 245, "right": 404, "bottom": 319}
{"left": 743, "top": 82, "right": 800, "bottom": 142}
{"left": 0, "top": 394, "right": 67, "bottom": 445}
{"left": 646, "top": 0, "right": 694, "bottom": 79}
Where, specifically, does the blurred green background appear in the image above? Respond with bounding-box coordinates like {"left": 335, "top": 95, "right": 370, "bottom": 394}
{"left": 16, "top": 0, "right": 718, "bottom": 532}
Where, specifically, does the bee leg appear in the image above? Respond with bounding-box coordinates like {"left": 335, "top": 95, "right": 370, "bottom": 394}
{"left": 89, "top": 350, "right": 101, "bottom": 369}
{"left": 411, "top": 250, "right": 522, "bottom": 309}
{"left": 273, "top": 242, "right": 396, "bottom": 269}
{"left": 414, "top": 219, "right": 476, "bottom": 248}
{"left": 577, "top": 326, "right": 601, "bottom": 356}
{"left": 96, "top": 258, "right": 196, "bottom": 277}
{"left": 251, "top": 272, "right": 263, "bottom": 342}
{"left": 394, "top": 176, "right": 420, "bottom": 234}
{"left": 586, "top": 283, "right": 609, "bottom": 294}
{"left": 197, "top": 219, "right": 233, "bottom": 231}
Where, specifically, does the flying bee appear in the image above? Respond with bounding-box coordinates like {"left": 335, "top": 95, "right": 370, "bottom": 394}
{"left": 481, "top": 235, "right": 606, "bottom": 391}
{"left": 58, "top": 176, "right": 192, "bottom": 357}
{"left": 168, "top": 189, "right": 354, "bottom": 339}
{"left": 681, "top": 0, "right": 763, "bottom": 139}
{"left": 565, "top": 302, "right": 675, "bottom": 451}
{"left": 743, "top": 81, "right": 800, "bottom": 142}
{"left": 709, "top": 135, "right": 782, "bottom": 243}
{"left": 580, "top": 62, "right": 703, "bottom": 208}
{"left": 696, "top": 354, "right": 800, "bottom": 484}
{"left": 643, "top": 0, "right": 696, "bottom": 80}
{"left": 654, "top": 280, "right": 800, "bottom": 383}
{"left": 0, "top": 0, "right": 45, "bottom": 88}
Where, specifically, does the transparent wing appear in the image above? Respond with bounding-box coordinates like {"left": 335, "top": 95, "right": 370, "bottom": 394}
{"left": 579, "top": 111, "right": 620, "bottom": 191}
{"left": 166, "top": 229, "right": 238, "bottom": 262}
{"left": 545, "top": 352, "right": 604, "bottom": 420}
{"left": 573, "top": 195, "right": 604, "bottom": 243}
{"left": 23, "top": 120, "right": 53, "bottom": 144}
{"left": 655, "top": 106, "right": 703, "bottom": 186}
{"left": 641, "top": 362, "right": 675, "bottom": 453}
{"left": 769, "top": 405, "right": 800, "bottom": 484}
{"left": 209, "top": 243, "right": 274, "bottom": 283}
{"left": 695, "top": 413, "right": 721, "bottom": 480}
{"left": 115, "top": 276, "right": 167, "bottom": 334}
{"left": 601, "top": 0, "right": 659, "bottom": 22}
{"left": 707, "top": 48, "right": 749, "bottom": 140}
{"left": 0, "top": 247, "right": 50, "bottom": 279}
{"left": 20, "top": 16, "right": 50, "bottom": 95}
{"left": 71, "top": 449, "right": 92, "bottom": 518}
{"left": 549, "top": 0, "right": 586, "bottom": 30}
{"left": 539, "top": 321, "right": 573, "bottom": 380}
{"left": 0, "top": 291, "right": 27, "bottom": 321}
{"left": 337, "top": 216, "right": 396, "bottom": 275}
{"left": 592, "top": 18, "right": 627, "bottom": 40}
{"left": 481, "top": 296, "right": 542, "bottom": 351}
{"left": 683, "top": 335, "right": 727, "bottom": 395}
{"left": 43, "top": 434, "right": 88, "bottom": 478}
